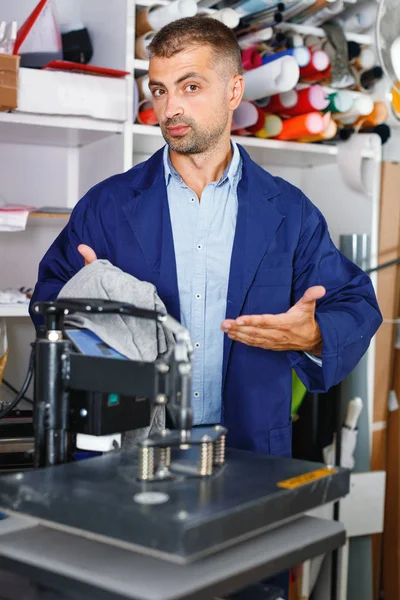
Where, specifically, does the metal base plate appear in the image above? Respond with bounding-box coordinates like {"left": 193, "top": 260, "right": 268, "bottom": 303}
{"left": 0, "top": 448, "right": 349, "bottom": 564}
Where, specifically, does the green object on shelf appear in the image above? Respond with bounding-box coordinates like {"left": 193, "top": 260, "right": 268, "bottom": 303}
{"left": 291, "top": 370, "right": 307, "bottom": 417}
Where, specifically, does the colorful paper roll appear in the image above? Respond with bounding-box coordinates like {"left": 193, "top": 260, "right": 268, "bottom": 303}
{"left": 323, "top": 89, "right": 354, "bottom": 114}
{"left": 136, "top": 75, "right": 152, "bottom": 101}
{"left": 237, "top": 27, "right": 273, "bottom": 49}
{"left": 297, "top": 117, "right": 337, "bottom": 142}
{"left": 246, "top": 105, "right": 270, "bottom": 134}
{"left": 255, "top": 114, "right": 283, "bottom": 138}
{"left": 242, "top": 46, "right": 263, "bottom": 71}
{"left": 136, "top": 0, "right": 197, "bottom": 37}
{"left": 137, "top": 100, "right": 158, "bottom": 125}
{"left": 243, "top": 55, "right": 300, "bottom": 101}
{"left": 264, "top": 89, "right": 298, "bottom": 113}
{"left": 232, "top": 100, "right": 259, "bottom": 131}
{"left": 135, "top": 31, "right": 156, "bottom": 60}
{"left": 208, "top": 8, "right": 240, "bottom": 28}
{"left": 300, "top": 50, "right": 330, "bottom": 79}
{"left": 261, "top": 46, "right": 310, "bottom": 68}
{"left": 278, "top": 85, "right": 329, "bottom": 116}
{"left": 275, "top": 112, "right": 324, "bottom": 140}
{"left": 354, "top": 101, "right": 389, "bottom": 129}
{"left": 332, "top": 95, "right": 374, "bottom": 125}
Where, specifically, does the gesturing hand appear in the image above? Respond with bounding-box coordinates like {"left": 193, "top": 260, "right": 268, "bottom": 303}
{"left": 221, "top": 286, "right": 326, "bottom": 355}
{"left": 78, "top": 244, "right": 97, "bottom": 266}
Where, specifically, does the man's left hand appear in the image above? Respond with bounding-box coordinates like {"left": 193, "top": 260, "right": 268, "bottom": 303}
{"left": 221, "top": 286, "right": 326, "bottom": 355}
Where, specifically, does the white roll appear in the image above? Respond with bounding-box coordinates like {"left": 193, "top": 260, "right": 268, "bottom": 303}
{"left": 232, "top": 100, "right": 259, "bottom": 131}
{"left": 333, "top": 95, "right": 374, "bottom": 124}
{"left": 209, "top": 8, "right": 240, "bottom": 29}
{"left": 147, "top": 0, "right": 197, "bottom": 31}
{"left": 136, "top": 74, "right": 152, "bottom": 101}
{"left": 243, "top": 56, "right": 300, "bottom": 101}
{"left": 238, "top": 27, "right": 273, "bottom": 49}
{"left": 304, "top": 0, "right": 344, "bottom": 26}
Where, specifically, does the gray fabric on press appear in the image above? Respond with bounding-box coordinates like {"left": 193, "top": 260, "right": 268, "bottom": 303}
{"left": 58, "top": 260, "right": 175, "bottom": 447}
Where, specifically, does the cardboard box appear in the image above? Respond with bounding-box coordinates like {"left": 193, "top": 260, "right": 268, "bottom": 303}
{"left": 0, "top": 54, "right": 20, "bottom": 111}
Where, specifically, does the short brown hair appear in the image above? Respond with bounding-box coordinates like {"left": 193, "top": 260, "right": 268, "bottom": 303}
{"left": 147, "top": 15, "right": 243, "bottom": 77}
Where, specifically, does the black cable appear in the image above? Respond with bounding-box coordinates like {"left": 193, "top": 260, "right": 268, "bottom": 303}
{"left": 2, "top": 379, "right": 33, "bottom": 404}
{"left": 0, "top": 346, "right": 34, "bottom": 420}
{"left": 366, "top": 257, "right": 400, "bottom": 274}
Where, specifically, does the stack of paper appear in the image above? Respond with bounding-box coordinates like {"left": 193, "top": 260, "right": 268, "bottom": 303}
{"left": 0, "top": 204, "right": 36, "bottom": 232}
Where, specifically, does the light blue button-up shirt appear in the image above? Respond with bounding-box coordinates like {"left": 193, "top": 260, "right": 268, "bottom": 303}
{"left": 164, "top": 143, "right": 321, "bottom": 425}
{"left": 164, "top": 143, "right": 242, "bottom": 425}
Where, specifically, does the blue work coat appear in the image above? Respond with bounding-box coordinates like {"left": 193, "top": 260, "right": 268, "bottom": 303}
{"left": 30, "top": 145, "right": 382, "bottom": 457}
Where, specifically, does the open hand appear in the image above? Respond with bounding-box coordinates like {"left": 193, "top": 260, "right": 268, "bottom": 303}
{"left": 78, "top": 244, "right": 97, "bottom": 266}
{"left": 221, "top": 286, "right": 326, "bottom": 355}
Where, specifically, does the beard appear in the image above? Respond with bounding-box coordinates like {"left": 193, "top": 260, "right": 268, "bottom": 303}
{"left": 161, "top": 112, "right": 229, "bottom": 154}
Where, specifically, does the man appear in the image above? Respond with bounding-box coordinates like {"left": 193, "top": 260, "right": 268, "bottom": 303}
{"left": 31, "top": 15, "right": 381, "bottom": 453}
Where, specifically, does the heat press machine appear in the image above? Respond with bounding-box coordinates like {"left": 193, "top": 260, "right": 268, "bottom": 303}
{"left": 0, "top": 299, "right": 349, "bottom": 600}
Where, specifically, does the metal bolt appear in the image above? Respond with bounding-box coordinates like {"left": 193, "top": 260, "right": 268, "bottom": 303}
{"left": 156, "top": 394, "right": 167, "bottom": 405}
{"left": 214, "top": 434, "right": 226, "bottom": 466}
{"left": 158, "top": 446, "right": 171, "bottom": 468}
{"left": 80, "top": 409, "right": 88, "bottom": 418}
{"left": 198, "top": 441, "right": 213, "bottom": 476}
{"left": 139, "top": 446, "right": 155, "bottom": 481}
{"left": 157, "top": 363, "right": 169, "bottom": 374}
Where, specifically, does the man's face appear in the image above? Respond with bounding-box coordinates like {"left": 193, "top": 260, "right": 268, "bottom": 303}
{"left": 148, "top": 45, "right": 234, "bottom": 154}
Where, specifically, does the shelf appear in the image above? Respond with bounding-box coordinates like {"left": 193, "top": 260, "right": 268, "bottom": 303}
{"left": 132, "top": 123, "right": 340, "bottom": 167}
{"left": 132, "top": 124, "right": 379, "bottom": 167}
{"left": 0, "top": 113, "right": 125, "bottom": 148}
{"left": 134, "top": 58, "right": 150, "bottom": 72}
{"left": 0, "top": 304, "right": 29, "bottom": 318}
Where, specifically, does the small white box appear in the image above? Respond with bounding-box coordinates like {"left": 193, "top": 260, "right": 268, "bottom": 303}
{"left": 16, "top": 68, "right": 128, "bottom": 122}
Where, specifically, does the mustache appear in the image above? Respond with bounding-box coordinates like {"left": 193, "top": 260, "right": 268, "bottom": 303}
{"left": 162, "top": 117, "right": 195, "bottom": 128}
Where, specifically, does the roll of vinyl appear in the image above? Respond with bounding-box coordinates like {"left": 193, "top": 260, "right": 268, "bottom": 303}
{"left": 137, "top": 100, "right": 158, "bottom": 125}
{"left": 208, "top": 8, "right": 240, "bottom": 28}
{"left": 136, "top": 0, "right": 197, "bottom": 36}
{"left": 243, "top": 55, "right": 300, "bottom": 101}
{"left": 235, "top": 0, "right": 283, "bottom": 18}
{"left": 136, "top": 75, "right": 152, "bottom": 101}
{"left": 333, "top": 95, "right": 374, "bottom": 125}
{"left": 300, "top": 50, "right": 330, "bottom": 78}
{"left": 255, "top": 114, "right": 283, "bottom": 138}
{"left": 246, "top": 105, "right": 270, "bottom": 134}
{"left": 354, "top": 101, "right": 389, "bottom": 129}
{"left": 261, "top": 47, "right": 311, "bottom": 68}
{"left": 280, "top": 85, "right": 329, "bottom": 116}
{"left": 323, "top": 89, "right": 354, "bottom": 113}
{"left": 359, "top": 66, "right": 384, "bottom": 91}
{"left": 303, "top": 0, "right": 344, "bottom": 26}
{"left": 356, "top": 47, "right": 377, "bottom": 71}
{"left": 232, "top": 100, "right": 259, "bottom": 131}
{"left": 135, "top": 31, "right": 156, "bottom": 60}
{"left": 297, "top": 117, "right": 337, "bottom": 142}
{"left": 242, "top": 46, "right": 263, "bottom": 71}
{"left": 237, "top": 27, "right": 273, "bottom": 49}
{"left": 343, "top": 0, "right": 377, "bottom": 33}
{"left": 275, "top": 112, "right": 324, "bottom": 140}
{"left": 264, "top": 89, "right": 298, "bottom": 113}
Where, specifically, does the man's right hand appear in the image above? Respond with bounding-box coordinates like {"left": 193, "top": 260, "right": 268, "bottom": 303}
{"left": 78, "top": 244, "right": 97, "bottom": 266}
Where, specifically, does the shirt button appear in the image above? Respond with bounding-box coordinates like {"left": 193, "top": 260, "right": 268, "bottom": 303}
{"left": 194, "top": 391, "right": 200, "bottom": 398}
{"left": 195, "top": 293, "right": 201, "bottom": 300}
{"left": 196, "top": 244, "right": 202, "bottom": 250}
{"left": 195, "top": 342, "right": 200, "bottom": 349}
{"left": 190, "top": 198, "right": 195, "bottom": 203}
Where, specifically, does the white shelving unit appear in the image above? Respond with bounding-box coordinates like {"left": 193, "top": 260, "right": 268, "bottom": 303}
{"left": 0, "top": 305, "right": 29, "bottom": 318}
{"left": 0, "top": 0, "right": 382, "bottom": 436}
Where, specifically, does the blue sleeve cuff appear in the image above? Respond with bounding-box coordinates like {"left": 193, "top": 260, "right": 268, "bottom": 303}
{"left": 303, "top": 351, "right": 322, "bottom": 367}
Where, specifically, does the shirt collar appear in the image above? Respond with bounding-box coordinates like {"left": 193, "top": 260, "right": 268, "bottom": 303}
{"left": 163, "top": 141, "right": 242, "bottom": 188}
